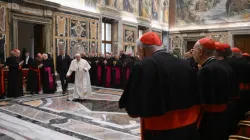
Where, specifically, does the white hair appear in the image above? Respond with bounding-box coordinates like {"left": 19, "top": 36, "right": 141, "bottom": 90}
{"left": 75, "top": 53, "right": 81, "bottom": 57}
{"left": 42, "top": 53, "right": 48, "bottom": 57}
{"left": 136, "top": 39, "right": 162, "bottom": 50}
{"left": 195, "top": 40, "right": 215, "bottom": 56}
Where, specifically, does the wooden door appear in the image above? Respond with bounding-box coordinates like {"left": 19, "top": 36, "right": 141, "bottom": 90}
{"left": 186, "top": 41, "right": 196, "bottom": 52}
{"left": 33, "top": 24, "right": 44, "bottom": 55}
{"left": 234, "top": 35, "right": 250, "bottom": 54}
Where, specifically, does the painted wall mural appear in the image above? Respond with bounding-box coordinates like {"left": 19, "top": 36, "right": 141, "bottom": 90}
{"left": 70, "top": 19, "right": 87, "bottom": 38}
{"left": 85, "top": 0, "right": 97, "bottom": 9}
{"left": 55, "top": 16, "right": 68, "bottom": 37}
{"left": 162, "top": 0, "right": 169, "bottom": 23}
{"left": 0, "top": 6, "right": 5, "bottom": 32}
{"left": 123, "top": 25, "right": 136, "bottom": 55}
{"left": 152, "top": 0, "right": 159, "bottom": 20}
{"left": 139, "top": 0, "right": 151, "bottom": 19}
{"left": 176, "top": 0, "right": 250, "bottom": 27}
{"left": 123, "top": 0, "right": 135, "bottom": 13}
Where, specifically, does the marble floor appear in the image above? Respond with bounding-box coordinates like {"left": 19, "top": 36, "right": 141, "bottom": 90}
{"left": 0, "top": 84, "right": 140, "bottom": 140}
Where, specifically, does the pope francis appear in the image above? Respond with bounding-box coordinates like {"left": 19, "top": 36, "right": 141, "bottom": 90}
{"left": 66, "top": 53, "right": 92, "bottom": 101}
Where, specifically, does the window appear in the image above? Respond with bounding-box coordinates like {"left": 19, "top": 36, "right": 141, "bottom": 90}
{"left": 139, "top": 30, "right": 143, "bottom": 38}
{"left": 102, "top": 22, "right": 112, "bottom": 54}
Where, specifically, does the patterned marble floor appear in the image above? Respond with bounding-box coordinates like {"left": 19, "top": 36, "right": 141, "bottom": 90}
{"left": 0, "top": 86, "right": 140, "bottom": 140}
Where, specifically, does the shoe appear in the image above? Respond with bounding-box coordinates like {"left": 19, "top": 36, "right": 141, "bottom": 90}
{"left": 62, "top": 91, "right": 66, "bottom": 95}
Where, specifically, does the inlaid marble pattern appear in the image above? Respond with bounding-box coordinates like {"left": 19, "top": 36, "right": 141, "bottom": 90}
{"left": 70, "top": 39, "right": 88, "bottom": 57}
{"left": 1, "top": 104, "right": 64, "bottom": 123}
{"left": 56, "top": 16, "right": 68, "bottom": 37}
{"left": 54, "top": 119, "right": 140, "bottom": 140}
{"left": 70, "top": 19, "right": 87, "bottom": 38}
{"left": 0, "top": 112, "right": 80, "bottom": 140}
{"left": 0, "top": 87, "right": 141, "bottom": 139}
{"left": 55, "top": 38, "right": 68, "bottom": 56}
{"left": 0, "top": 6, "right": 5, "bottom": 32}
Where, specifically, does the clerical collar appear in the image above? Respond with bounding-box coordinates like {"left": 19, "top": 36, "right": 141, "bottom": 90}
{"left": 225, "top": 54, "right": 233, "bottom": 60}
{"left": 153, "top": 49, "right": 166, "bottom": 55}
{"left": 202, "top": 56, "right": 216, "bottom": 67}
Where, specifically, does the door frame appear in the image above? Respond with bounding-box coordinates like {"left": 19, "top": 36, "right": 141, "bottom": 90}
{"left": 228, "top": 30, "right": 250, "bottom": 48}
{"left": 11, "top": 12, "right": 52, "bottom": 53}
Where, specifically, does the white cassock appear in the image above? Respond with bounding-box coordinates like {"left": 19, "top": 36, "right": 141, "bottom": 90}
{"left": 67, "top": 59, "right": 92, "bottom": 99}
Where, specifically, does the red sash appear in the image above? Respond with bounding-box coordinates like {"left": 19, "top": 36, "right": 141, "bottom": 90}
{"left": 97, "top": 65, "right": 102, "bottom": 84}
{"left": 29, "top": 67, "right": 41, "bottom": 91}
{"left": 105, "top": 66, "right": 111, "bottom": 88}
{"left": 141, "top": 105, "right": 201, "bottom": 139}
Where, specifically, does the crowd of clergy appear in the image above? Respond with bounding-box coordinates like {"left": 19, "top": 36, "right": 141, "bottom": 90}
{"left": 1, "top": 31, "right": 250, "bottom": 139}
{"left": 119, "top": 32, "right": 250, "bottom": 140}
{"left": 0, "top": 48, "right": 139, "bottom": 99}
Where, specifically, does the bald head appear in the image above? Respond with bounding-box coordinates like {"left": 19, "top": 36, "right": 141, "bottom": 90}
{"left": 192, "top": 38, "right": 215, "bottom": 64}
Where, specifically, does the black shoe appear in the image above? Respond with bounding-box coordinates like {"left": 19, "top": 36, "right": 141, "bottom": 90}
{"left": 62, "top": 91, "right": 66, "bottom": 95}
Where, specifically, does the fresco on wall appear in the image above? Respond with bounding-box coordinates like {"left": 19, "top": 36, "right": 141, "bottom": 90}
{"left": 0, "top": 6, "right": 5, "bottom": 32}
{"left": 70, "top": 19, "right": 87, "bottom": 38}
{"left": 123, "top": 0, "right": 135, "bottom": 13}
{"left": 176, "top": 0, "right": 250, "bottom": 27}
{"left": 139, "top": 0, "right": 151, "bottom": 19}
{"left": 162, "top": 0, "right": 169, "bottom": 23}
{"left": 124, "top": 29, "right": 135, "bottom": 43}
{"left": 85, "top": 0, "right": 97, "bottom": 9}
{"left": 123, "top": 25, "right": 136, "bottom": 55}
{"left": 0, "top": 34, "right": 5, "bottom": 61}
{"left": 152, "top": 0, "right": 159, "bottom": 20}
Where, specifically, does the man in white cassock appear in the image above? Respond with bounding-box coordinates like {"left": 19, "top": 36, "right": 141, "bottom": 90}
{"left": 66, "top": 53, "right": 92, "bottom": 101}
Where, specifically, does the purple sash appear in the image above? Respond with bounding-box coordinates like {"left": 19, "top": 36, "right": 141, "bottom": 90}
{"left": 114, "top": 67, "right": 121, "bottom": 85}
{"left": 105, "top": 66, "right": 111, "bottom": 88}
{"left": 44, "top": 67, "right": 54, "bottom": 89}
{"left": 97, "top": 65, "right": 102, "bottom": 84}
{"left": 126, "top": 68, "right": 130, "bottom": 80}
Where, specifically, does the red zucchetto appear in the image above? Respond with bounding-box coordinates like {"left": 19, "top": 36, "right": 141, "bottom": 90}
{"left": 140, "top": 32, "right": 162, "bottom": 46}
{"left": 198, "top": 38, "right": 215, "bottom": 50}
{"left": 231, "top": 47, "right": 241, "bottom": 53}
{"left": 215, "top": 42, "right": 225, "bottom": 51}
{"left": 242, "top": 53, "right": 250, "bottom": 56}
{"left": 222, "top": 43, "right": 230, "bottom": 49}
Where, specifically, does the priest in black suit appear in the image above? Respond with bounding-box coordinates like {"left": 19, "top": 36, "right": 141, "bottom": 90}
{"left": 56, "top": 49, "right": 71, "bottom": 94}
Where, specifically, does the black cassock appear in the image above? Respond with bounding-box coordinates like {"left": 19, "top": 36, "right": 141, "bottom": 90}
{"left": 111, "top": 59, "right": 122, "bottom": 89}
{"left": 119, "top": 50, "right": 199, "bottom": 140}
{"left": 6, "top": 56, "right": 23, "bottom": 97}
{"left": 42, "top": 59, "right": 56, "bottom": 94}
{"left": 197, "top": 57, "right": 234, "bottom": 140}
{"left": 89, "top": 57, "right": 98, "bottom": 86}
{"left": 225, "top": 55, "right": 250, "bottom": 123}
{"left": 26, "top": 59, "right": 41, "bottom": 93}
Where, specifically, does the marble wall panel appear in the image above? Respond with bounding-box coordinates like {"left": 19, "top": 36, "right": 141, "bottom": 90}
{"left": 0, "top": 6, "right": 5, "bottom": 32}
{"left": 89, "top": 21, "right": 98, "bottom": 40}
{"left": 123, "top": 25, "right": 136, "bottom": 55}
{"left": 70, "top": 39, "right": 88, "bottom": 57}
{"left": 89, "top": 41, "right": 98, "bottom": 53}
{"left": 55, "top": 16, "right": 68, "bottom": 37}
{"left": 70, "top": 19, "right": 87, "bottom": 38}
{"left": 55, "top": 39, "right": 68, "bottom": 56}
{"left": 0, "top": 34, "right": 5, "bottom": 61}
